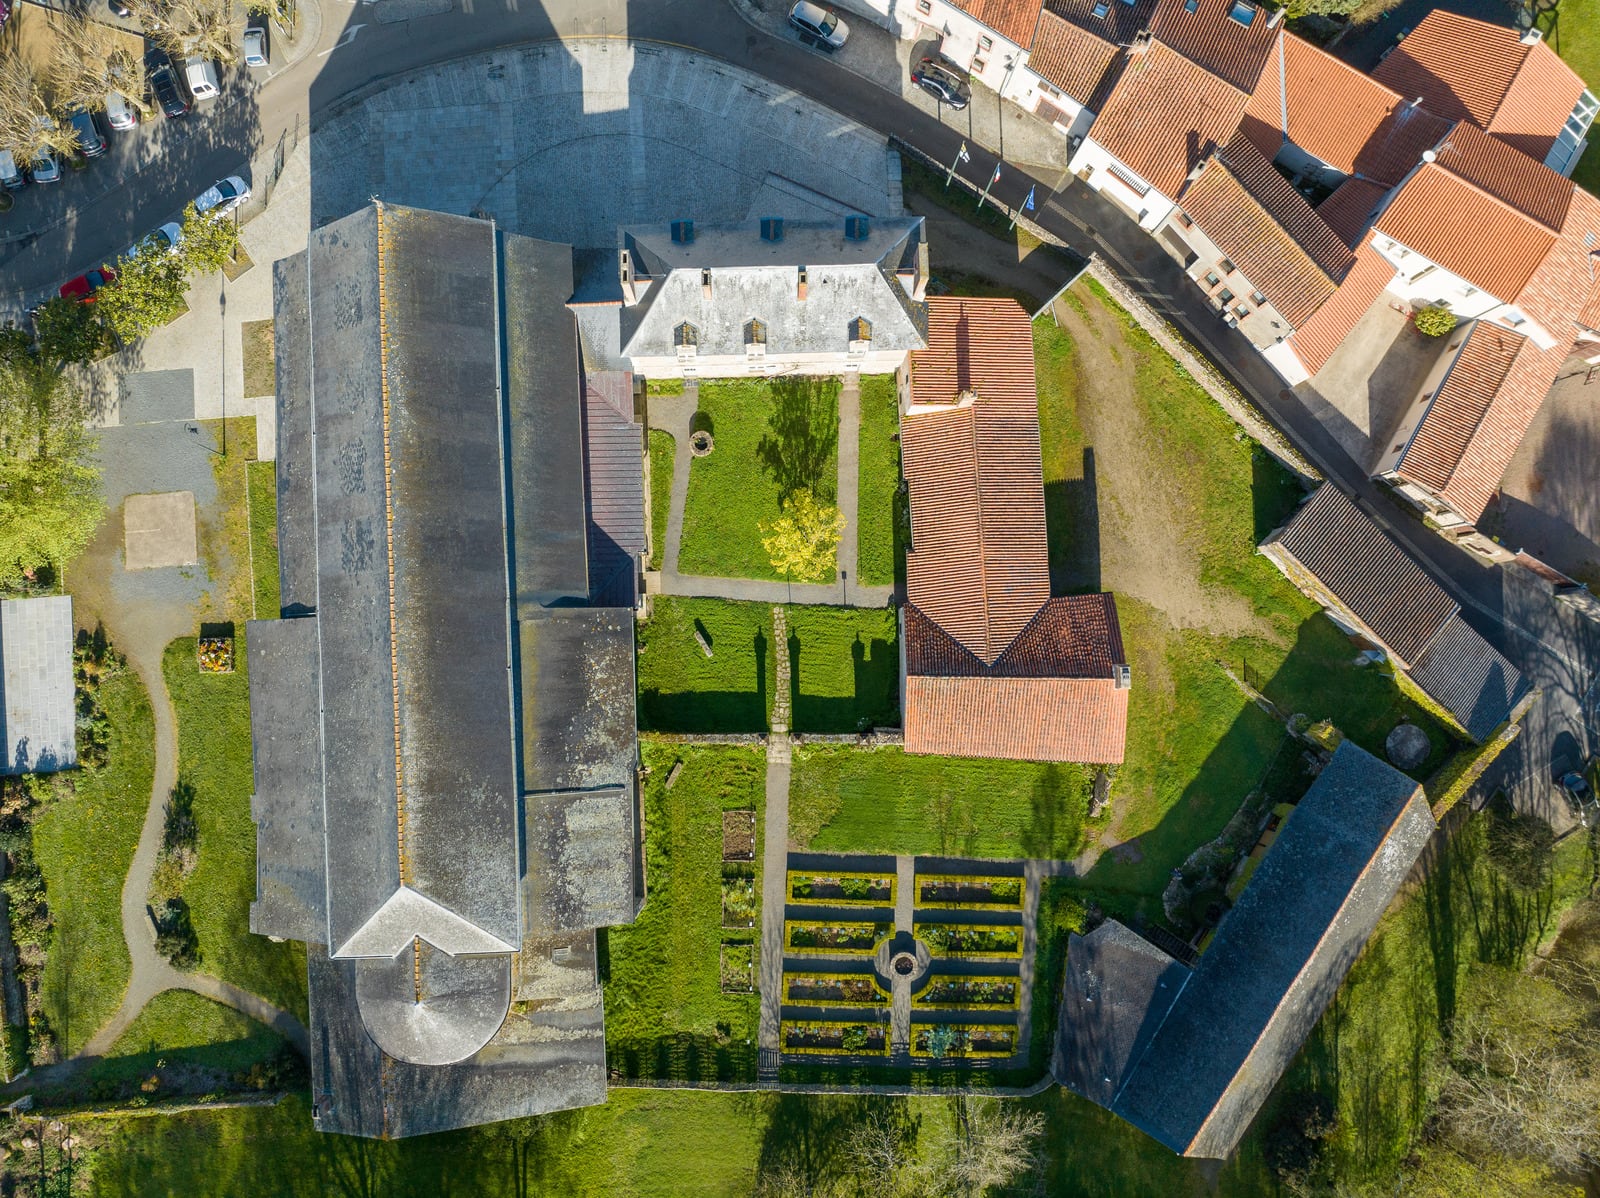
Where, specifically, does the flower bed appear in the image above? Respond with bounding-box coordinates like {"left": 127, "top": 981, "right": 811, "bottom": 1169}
{"left": 784, "top": 972, "right": 888, "bottom": 1005}
{"left": 196, "top": 637, "right": 235, "bottom": 674}
{"left": 787, "top": 871, "right": 894, "bottom": 905}
{"left": 721, "top": 872, "right": 758, "bottom": 929}
{"left": 916, "top": 875, "right": 1024, "bottom": 909}
{"left": 914, "top": 976, "right": 1019, "bottom": 1009}
{"left": 784, "top": 920, "right": 890, "bottom": 955}
{"left": 911, "top": 1024, "right": 1016, "bottom": 1058}
{"left": 722, "top": 810, "right": 756, "bottom": 862}
{"left": 781, "top": 1020, "right": 887, "bottom": 1056}
{"left": 720, "top": 943, "right": 755, "bottom": 993}
{"left": 915, "top": 923, "right": 1023, "bottom": 958}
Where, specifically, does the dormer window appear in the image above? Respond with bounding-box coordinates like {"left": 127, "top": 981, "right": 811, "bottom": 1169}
{"left": 849, "top": 316, "right": 872, "bottom": 355}
{"left": 1228, "top": 0, "right": 1256, "bottom": 24}
{"left": 676, "top": 322, "right": 699, "bottom": 359}
{"left": 745, "top": 318, "right": 767, "bottom": 358}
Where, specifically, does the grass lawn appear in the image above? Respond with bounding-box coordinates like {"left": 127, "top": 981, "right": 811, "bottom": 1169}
{"left": 194, "top": 417, "right": 257, "bottom": 626}
{"left": 604, "top": 742, "right": 764, "bottom": 1081}
{"left": 648, "top": 429, "right": 674, "bottom": 571}
{"left": 1539, "top": 3, "right": 1600, "bottom": 195}
{"left": 855, "top": 374, "right": 901, "bottom": 587}
{"left": 32, "top": 669, "right": 154, "bottom": 1056}
{"left": 239, "top": 319, "right": 275, "bottom": 398}
{"left": 161, "top": 636, "right": 307, "bottom": 1023}
{"left": 678, "top": 377, "right": 839, "bottom": 582}
{"left": 637, "top": 598, "right": 898, "bottom": 734}
{"left": 1035, "top": 283, "right": 1457, "bottom": 912}
{"left": 246, "top": 459, "right": 279, "bottom": 618}
{"left": 789, "top": 746, "right": 1093, "bottom": 860}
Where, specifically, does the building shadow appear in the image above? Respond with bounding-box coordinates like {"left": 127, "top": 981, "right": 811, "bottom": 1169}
{"left": 790, "top": 630, "right": 900, "bottom": 733}
{"left": 1045, "top": 445, "right": 1100, "bottom": 595}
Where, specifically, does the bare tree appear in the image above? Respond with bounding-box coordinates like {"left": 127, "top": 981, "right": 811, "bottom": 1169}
{"left": 127, "top": 0, "right": 241, "bottom": 66}
{"left": 0, "top": 56, "right": 77, "bottom": 161}
{"left": 932, "top": 1098, "right": 1047, "bottom": 1196}
{"left": 45, "top": 12, "right": 147, "bottom": 118}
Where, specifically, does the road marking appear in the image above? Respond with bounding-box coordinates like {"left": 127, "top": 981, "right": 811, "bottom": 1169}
{"left": 318, "top": 23, "right": 365, "bottom": 54}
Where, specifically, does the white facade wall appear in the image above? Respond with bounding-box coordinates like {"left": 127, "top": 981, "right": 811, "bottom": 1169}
{"left": 1262, "top": 340, "right": 1311, "bottom": 385}
{"left": 630, "top": 348, "right": 910, "bottom": 380}
{"left": 1069, "top": 137, "right": 1177, "bottom": 230}
{"left": 1370, "top": 233, "right": 1556, "bottom": 348}
{"left": 1006, "top": 66, "right": 1096, "bottom": 138}
{"left": 898, "top": 1, "right": 1031, "bottom": 95}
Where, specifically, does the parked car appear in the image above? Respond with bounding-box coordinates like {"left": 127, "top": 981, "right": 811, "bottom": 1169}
{"left": 105, "top": 91, "right": 138, "bottom": 131}
{"left": 147, "top": 50, "right": 192, "bottom": 118}
{"left": 1555, "top": 758, "right": 1598, "bottom": 826}
{"left": 29, "top": 152, "right": 61, "bottom": 185}
{"left": 60, "top": 266, "right": 118, "bottom": 302}
{"left": 126, "top": 221, "right": 183, "bottom": 261}
{"left": 911, "top": 58, "right": 970, "bottom": 109}
{"left": 184, "top": 56, "right": 221, "bottom": 102}
{"left": 0, "top": 0, "right": 11, "bottom": 33}
{"left": 106, "top": 0, "right": 131, "bottom": 15}
{"left": 194, "top": 175, "right": 250, "bottom": 218}
{"left": 788, "top": 1, "right": 848, "bottom": 50}
{"left": 0, "top": 150, "right": 24, "bottom": 190}
{"left": 243, "top": 23, "right": 269, "bottom": 68}
{"left": 68, "top": 110, "right": 108, "bottom": 158}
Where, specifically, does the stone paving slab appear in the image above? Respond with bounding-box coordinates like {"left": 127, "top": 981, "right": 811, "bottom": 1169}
{"left": 123, "top": 491, "right": 199, "bottom": 570}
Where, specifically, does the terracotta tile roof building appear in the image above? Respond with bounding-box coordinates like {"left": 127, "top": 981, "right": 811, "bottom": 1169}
{"left": 900, "top": 296, "right": 1130, "bottom": 764}
{"left": 1314, "top": 178, "right": 1391, "bottom": 248}
{"left": 1284, "top": 234, "right": 1396, "bottom": 376}
{"left": 1145, "top": 0, "right": 1280, "bottom": 92}
{"left": 950, "top": 0, "right": 1048, "bottom": 46}
{"left": 1029, "top": 0, "right": 1155, "bottom": 109}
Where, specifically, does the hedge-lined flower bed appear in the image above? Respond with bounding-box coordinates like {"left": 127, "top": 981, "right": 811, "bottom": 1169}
{"left": 720, "top": 943, "right": 755, "bottom": 993}
{"left": 784, "top": 973, "right": 888, "bottom": 1005}
{"left": 914, "top": 976, "right": 1019, "bottom": 1009}
{"left": 788, "top": 871, "right": 894, "bottom": 905}
{"left": 916, "top": 875, "right": 1024, "bottom": 909}
{"left": 784, "top": 920, "right": 890, "bottom": 954}
{"left": 722, "top": 872, "right": 757, "bottom": 928}
{"left": 911, "top": 1024, "right": 1016, "bottom": 1058}
{"left": 915, "top": 923, "right": 1023, "bottom": 958}
{"left": 782, "top": 1020, "right": 888, "bottom": 1055}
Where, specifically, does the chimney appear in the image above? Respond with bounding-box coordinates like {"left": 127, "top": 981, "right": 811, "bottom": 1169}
{"left": 1114, "top": 664, "right": 1132, "bottom": 690}
{"left": 1131, "top": 28, "right": 1152, "bottom": 53}
{"left": 845, "top": 215, "right": 870, "bottom": 241}
{"left": 619, "top": 249, "right": 637, "bottom": 305}
{"left": 671, "top": 219, "right": 694, "bottom": 245}
{"left": 760, "top": 216, "right": 784, "bottom": 242}
{"left": 701, "top": 268, "right": 713, "bottom": 300}
{"left": 797, "top": 266, "right": 808, "bottom": 302}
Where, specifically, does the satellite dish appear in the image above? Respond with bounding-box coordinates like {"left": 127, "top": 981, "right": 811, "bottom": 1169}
{"left": 1421, "top": 149, "right": 1437, "bottom": 163}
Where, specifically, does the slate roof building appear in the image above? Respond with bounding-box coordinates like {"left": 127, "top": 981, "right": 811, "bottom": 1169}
{"left": 900, "top": 296, "right": 1130, "bottom": 764}
{"left": 250, "top": 203, "right": 642, "bottom": 1139}
{"left": 1054, "top": 741, "right": 1437, "bottom": 1158}
{"left": 1260, "top": 484, "right": 1529, "bottom": 741}
{"left": 0, "top": 596, "right": 76, "bottom": 776}
{"left": 576, "top": 216, "right": 929, "bottom": 380}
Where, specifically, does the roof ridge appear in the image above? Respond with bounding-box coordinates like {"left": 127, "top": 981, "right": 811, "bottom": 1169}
{"left": 966, "top": 375, "right": 997, "bottom": 662}
{"left": 1416, "top": 156, "right": 1562, "bottom": 243}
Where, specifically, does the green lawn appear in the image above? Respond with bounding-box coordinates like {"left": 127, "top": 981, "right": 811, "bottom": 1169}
{"left": 648, "top": 429, "right": 675, "bottom": 571}
{"left": 604, "top": 742, "right": 764, "bottom": 1081}
{"left": 789, "top": 746, "right": 1092, "bottom": 860}
{"left": 246, "top": 460, "right": 279, "bottom": 618}
{"left": 195, "top": 418, "right": 258, "bottom": 626}
{"left": 32, "top": 669, "right": 154, "bottom": 1056}
{"left": 678, "top": 377, "right": 840, "bottom": 581}
{"left": 1540, "top": 3, "right": 1600, "bottom": 196}
{"left": 784, "top": 603, "right": 899, "bottom": 732}
{"left": 855, "top": 374, "right": 901, "bottom": 587}
{"left": 161, "top": 636, "right": 307, "bottom": 1023}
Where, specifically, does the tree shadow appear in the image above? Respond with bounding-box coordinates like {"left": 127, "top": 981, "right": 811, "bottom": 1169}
{"left": 1253, "top": 444, "right": 1308, "bottom": 543}
{"left": 1020, "top": 763, "right": 1087, "bottom": 859}
{"left": 791, "top": 632, "right": 900, "bottom": 733}
{"left": 756, "top": 375, "right": 840, "bottom": 505}
{"left": 754, "top": 1092, "right": 918, "bottom": 1191}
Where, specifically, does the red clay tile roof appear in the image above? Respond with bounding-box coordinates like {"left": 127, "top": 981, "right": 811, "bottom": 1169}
{"left": 1373, "top": 12, "right": 1585, "bottom": 159}
{"left": 904, "top": 675, "right": 1129, "bottom": 764}
{"left": 1394, "top": 321, "right": 1523, "bottom": 494}
{"left": 1432, "top": 121, "right": 1574, "bottom": 232}
{"left": 1029, "top": 0, "right": 1151, "bottom": 108}
{"left": 903, "top": 296, "right": 1050, "bottom": 664}
{"left": 1178, "top": 138, "right": 1352, "bottom": 326}
{"left": 1087, "top": 40, "right": 1250, "bottom": 197}
{"left": 1374, "top": 164, "right": 1557, "bottom": 302}
{"left": 1147, "top": 0, "right": 1280, "bottom": 93}
{"left": 1285, "top": 233, "right": 1397, "bottom": 377}
{"left": 1513, "top": 186, "right": 1600, "bottom": 334}
{"left": 1315, "top": 178, "right": 1390, "bottom": 249}
{"left": 1351, "top": 104, "right": 1454, "bottom": 188}
{"left": 906, "top": 595, "right": 1126, "bottom": 677}
{"left": 952, "top": 0, "right": 1047, "bottom": 46}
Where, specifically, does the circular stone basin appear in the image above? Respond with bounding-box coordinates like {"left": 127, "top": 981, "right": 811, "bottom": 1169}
{"left": 892, "top": 952, "right": 917, "bottom": 976}
{"left": 689, "top": 430, "right": 714, "bottom": 457}
{"left": 1386, "top": 722, "right": 1431, "bottom": 770}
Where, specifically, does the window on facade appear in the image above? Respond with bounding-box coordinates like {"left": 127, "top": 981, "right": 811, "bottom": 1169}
{"left": 1218, "top": 258, "right": 1235, "bottom": 274}
{"left": 1218, "top": 288, "right": 1235, "bottom": 305}
{"left": 1251, "top": 291, "right": 1266, "bottom": 305}
{"left": 1204, "top": 271, "right": 1221, "bottom": 287}
{"left": 1177, "top": 212, "right": 1193, "bottom": 228}
{"left": 849, "top": 316, "right": 872, "bottom": 348}
{"left": 745, "top": 318, "right": 767, "bottom": 356}
{"left": 675, "top": 322, "right": 699, "bottom": 352}
{"left": 971, "top": 55, "right": 988, "bottom": 72}
{"left": 1228, "top": 0, "right": 1257, "bottom": 25}
{"left": 979, "top": 35, "right": 993, "bottom": 50}
{"left": 1039, "top": 81, "right": 1061, "bottom": 98}
{"left": 1107, "top": 162, "right": 1151, "bottom": 196}
{"left": 1235, "top": 304, "right": 1251, "bottom": 318}
{"left": 916, "top": 0, "right": 931, "bottom": 11}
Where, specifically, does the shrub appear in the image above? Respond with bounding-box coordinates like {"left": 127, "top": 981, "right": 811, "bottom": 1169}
{"left": 840, "top": 876, "right": 871, "bottom": 900}
{"left": 162, "top": 779, "right": 199, "bottom": 856}
{"left": 841, "top": 1025, "right": 870, "bottom": 1051}
{"left": 1412, "top": 304, "right": 1457, "bottom": 337}
{"left": 155, "top": 897, "right": 199, "bottom": 969}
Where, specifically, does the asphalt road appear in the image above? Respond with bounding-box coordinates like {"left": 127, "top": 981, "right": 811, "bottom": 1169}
{"left": 5, "top": 0, "right": 1595, "bottom": 820}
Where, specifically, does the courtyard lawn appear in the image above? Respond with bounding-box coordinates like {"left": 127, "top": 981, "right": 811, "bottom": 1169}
{"left": 855, "top": 374, "right": 901, "bottom": 587}
{"left": 162, "top": 636, "right": 307, "bottom": 1023}
{"left": 678, "top": 377, "right": 840, "bottom": 582}
{"left": 32, "top": 668, "right": 154, "bottom": 1056}
{"left": 1539, "top": 3, "right": 1600, "bottom": 196}
{"left": 1035, "top": 283, "right": 1456, "bottom": 908}
{"left": 247, "top": 459, "right": 279, "bottom": 618}
{"left": 637, "top": 596, "right": 776, "bottom": 733}
{"left": 789, "top": 747, "right": 1093, "bottom": 860}
{"left": 648, "top": 429, "right": 675, "bottom": 571}
{"left": 194, "top": 418, "right": 258, "bottom": 626}
{"left": 604, "top": 742, "right": 764, "bottom": 1081}
{"left": 783, "top": 603, "right": 899, "bottom": 733}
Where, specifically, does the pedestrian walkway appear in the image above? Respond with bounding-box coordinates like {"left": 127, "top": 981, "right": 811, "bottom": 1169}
{"left": 757, "top": 605, "right": 794, "bottom": 1078}
{"left": 836, "top": 375, "right": 862, "bottom": 586}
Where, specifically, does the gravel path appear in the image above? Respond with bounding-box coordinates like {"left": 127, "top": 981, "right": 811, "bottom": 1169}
{"left": 758, "top": 607, "right": 793, "bottom": 1079}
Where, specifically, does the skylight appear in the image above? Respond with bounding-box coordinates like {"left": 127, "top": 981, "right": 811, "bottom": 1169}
{"left": 1093, "top": 1, "right": 1110, "bottom": 16}
{"left": 1229, "top": 0, "right": 1257, "bottom": 24}
{"left": 1184, "top": 0, "right": 1198, "bottom": 11}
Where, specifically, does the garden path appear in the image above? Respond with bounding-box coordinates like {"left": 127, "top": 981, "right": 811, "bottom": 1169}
{"left": 648, "top": 387, "right": 698, "bottom": 577}
{"left": 758, "top": 607, "right": 793, "bottom": 1078}
{"left": 836, "top": 376, "right": 861, "bottom": 587}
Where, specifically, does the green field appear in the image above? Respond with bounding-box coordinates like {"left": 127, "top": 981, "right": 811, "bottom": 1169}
{"left": 161, "top": 636, "right": 307, "bottom": 1023}
{"left": 31, "top": 669, "right": 154, "bottom": 1055}
{"left": 1540, "top": 2, "right": 1600, "bottom": 196}
{"left": 604, "top": 743, "right": 764, "bottom": 1081}
{"left": 678, "top": 377, "right": 839, "bottom": 581}
{"left": 246, "top": 459, "right": 279, "bottom": 618}
{"left": 855, "top": 374, "right": 901, "bottom": 587}
{"left": 648, "top": 429, "right": 675, "bottom": 571}
{"left": 784, "top": 603, "right": 899, "bottom": 732}
{"left": 789, "top": 746, "right": 1092, "bottom": 860}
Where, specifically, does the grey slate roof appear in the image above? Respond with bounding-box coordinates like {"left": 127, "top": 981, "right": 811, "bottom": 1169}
{"left": 1270, "top": 484, "right": 1457, "bottom": 664}
{"left": 1099, "top": 742, "right": 1435, "bottom": 1158}
{"left": 616, "top": 216, "right": 928, "bottom": 361}
{"left": 271, "top": 253, "right": 315, "bottom": 616}
{"left": 519, "top": 608, "right": 638, "bottom": 795}
{"left": 1410, "top": 614, "right": 1529, "bottom": 741}
{"left": 583, "top": 371, "right": 644, "bottom": 608}
{"left": 0, "top": 596, "right": 76, "bottom": 776}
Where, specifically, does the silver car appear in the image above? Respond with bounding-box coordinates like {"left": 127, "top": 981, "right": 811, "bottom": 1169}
{"left": 243, "top": 24, "right": 269, "bottom": 68}
{"left": 789, "top": 1, "right": 848, "bottom": 49}
{"left": 194, "top": 174, "right": 251, "bottom": 218}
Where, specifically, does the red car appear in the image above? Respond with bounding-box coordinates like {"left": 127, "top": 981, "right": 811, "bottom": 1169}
{"left": 59, "top": 267, "right": 118, "bottom": 303}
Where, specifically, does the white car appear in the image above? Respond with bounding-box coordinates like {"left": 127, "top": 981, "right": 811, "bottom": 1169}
{"left": 789, "top": 1, "right": 849, "bottom": 49}
{"left": 194, "top": 175, "right": 250, "bottom": 218}
{"left": 184, "top": 56, "right": 221, "bottom": 101}
{"left": 126, "top": 221, "right": 184, "bottom": 261}
{"left": 105, "top": 91, "right": 138, "bottom": 132}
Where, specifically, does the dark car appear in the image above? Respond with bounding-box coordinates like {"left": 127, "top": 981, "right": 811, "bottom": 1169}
{"left": 146, "top": 50, "right": 192, "bottom": 118}
{"left": 911, "top": 59, "right": 971, "bottom": 109}
{"left": 68, "top": 110, "right": 108, "bottom": 158}
{"left": 60, "top": 266, "right": 118, "bottom": 303}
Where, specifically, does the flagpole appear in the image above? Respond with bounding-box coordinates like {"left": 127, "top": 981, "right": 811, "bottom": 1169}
{"left": 945, "top": 141, "right": 969, "bottom": 190}
{"left": 977, "top": 163, "right": 1001, "bottom": 211}
{"left": 1009, "top": 184, "right": 1036, "bottom": 230}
